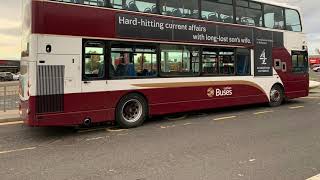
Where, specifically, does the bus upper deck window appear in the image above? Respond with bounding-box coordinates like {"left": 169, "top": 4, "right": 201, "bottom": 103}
{"left": 285, "top": 9, "right": 302, "bottom": 32}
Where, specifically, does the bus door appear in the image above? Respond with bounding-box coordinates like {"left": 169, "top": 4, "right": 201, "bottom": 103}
{"left": 81, "top": 41, "right": 107, "bottom": 110}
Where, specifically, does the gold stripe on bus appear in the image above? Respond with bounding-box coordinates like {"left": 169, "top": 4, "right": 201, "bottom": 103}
{"left": 132, "top": 80, "right": 265, "bottom": 93}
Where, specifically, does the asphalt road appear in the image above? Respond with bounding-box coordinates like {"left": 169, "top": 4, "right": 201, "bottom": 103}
{"left": 0, "top": 93, "right": 320, "bottom": 180}
{"left": 311, "top": 71, "right": 320, "bottom": 81}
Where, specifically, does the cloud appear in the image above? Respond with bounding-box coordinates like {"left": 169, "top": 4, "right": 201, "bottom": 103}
{"left": 0, "top": 1, "right": 22, "bottom": 60}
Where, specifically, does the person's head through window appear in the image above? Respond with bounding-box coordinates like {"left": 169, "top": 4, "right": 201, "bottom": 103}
{"left": 90, "top": 54, "right": 102, "bottom": 75}
{"left": 119, "top": 53, "right": 126, "bottom": 65}
{"left": 115, "top": 53, "right": 129, "bottom": 76}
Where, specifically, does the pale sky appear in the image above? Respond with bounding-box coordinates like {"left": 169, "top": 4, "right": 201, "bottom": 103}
{"left": 0, "top": 0, "right": 319, "bottom": 60}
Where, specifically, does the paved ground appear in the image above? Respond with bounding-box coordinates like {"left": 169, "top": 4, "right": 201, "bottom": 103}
{"left": 0, "top": 92, "right": 320, "bottom": 180}
{"left": 0, "top": 82, "right": 19, "bottom": 112}
{"left": 310, "top": 71, "right": 320, "bottom": 82}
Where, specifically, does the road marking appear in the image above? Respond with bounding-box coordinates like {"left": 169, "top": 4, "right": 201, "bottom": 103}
{"left": 302, "top": 97, "right": 320, "bottom": 99}
{"left": 213, "top": 116, "right": 237, "bottom": 121}
{"left": 0, "top": 121, "right": 23, "bottom": 126}
{"left": 0, "top": 147, "right": 36, "bottom": 155}
{"left": 117, "top": 133, "right": 129, "bottom": 136}
{"left": 253, "top": 110, "right": 274, "bottom": 115}
{"left": 183, "top": 123, "right": 193, "bottom": 126}
{"left": 289, "top": 105, "right": 304, "bottom": 109}
{"left": 106, "top": 128, "right": 128, "bottom": 132}
{"left": 306, "top": 173, "right": 320, "bottom": 180}
{"left": 160, "top": 125, "right": 176, "bottom": 129}
{"left": 85, "top": 137, "right": 104, "bottom": 141}
{"left": 78, "top": 127, "right": 106, "bottom": 133}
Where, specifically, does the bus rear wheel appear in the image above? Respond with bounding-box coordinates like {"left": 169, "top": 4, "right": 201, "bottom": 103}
{"left": 116, "top": 93, "right": 148, "bottom": 128}
{"left": 269, "top": 84, "right": 284, "bottom": 107}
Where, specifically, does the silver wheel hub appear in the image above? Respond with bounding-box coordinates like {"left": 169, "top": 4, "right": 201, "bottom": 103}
{"left": 271, "top": 89, "right": 281, "bottom": 102}
{"left": 121, "top": 99, "right": 143, "bottom": 123}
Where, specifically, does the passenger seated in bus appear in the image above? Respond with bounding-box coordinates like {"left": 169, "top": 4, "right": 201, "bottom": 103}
{"left": 127, "top": 63, "right": 136, "bottom": 76}
{"left": 87, "top": 54, "right": 102, "bottom": 76}
{"left": 149, "top": 70, "right": 157, "bottom": 76}
{"left": 115, "top": 55, "right": 128, "bottom": 76}
{"left": 115, "top": 53, "right": 136, "bottom": 77}
{"left": 109, "top": 64, "right": 115, "bottom": 77}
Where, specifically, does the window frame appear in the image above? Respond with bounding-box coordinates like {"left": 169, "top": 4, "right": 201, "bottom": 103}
{"left": 109, "top": 41, "right": 159, "bottom": 80}
{"left": 263, "top": 4, "right": 285, "bottom": 30}
{"left": 82, "top": 40, "right": 107, "bottom": 81}
{"left": 291, "top": 50, "right": 308, "bottom": 74}
{"left": 159, "top": 0, "right": 200, "bottom": 19}
{"left": 201, "top": 0, "right": 235, "bottom": 23}
{"left": 235, "top": 0, "right": 263, "bottom": 27}
{"left": 200, "top": 47, "right": 250, "bottom": 77}
{"left": 284, "top": 8, "right": 303, "bottom": 32}
{"left": 201, "top": 48, "right": 219, "bottom": 76}
{"left": 235, "top": 48, "right": 251, "bottom": 76}
{"left": 159, "top": 44, "right": 201, "bottom": 77}
{"left": 51, "top": 0, "right": 303, "bottom": 32}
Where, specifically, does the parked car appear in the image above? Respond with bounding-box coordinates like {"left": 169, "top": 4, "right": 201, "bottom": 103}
{"left": 0, "top": 72, "right": 14, "bottom": 81}
{"left": 312, "top": 64, "right": 320, "bottom": 72}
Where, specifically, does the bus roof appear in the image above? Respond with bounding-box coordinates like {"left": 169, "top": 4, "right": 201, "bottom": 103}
{"left": 252, "top": 0, "right": 300, "bottom": 11}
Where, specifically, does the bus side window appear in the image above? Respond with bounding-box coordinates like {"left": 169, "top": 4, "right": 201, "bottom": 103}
{"left": 110, "top": 43, "right": 158, "bottom": 79}
{"left": 83, "top": 41, "right": 106, "bottom": 80}
{"left": 236, "top": 48, "right": 251, "bottom": 75}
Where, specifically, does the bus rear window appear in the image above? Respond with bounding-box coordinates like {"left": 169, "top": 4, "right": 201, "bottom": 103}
{"left": 292, "top": 51, "right": 308, "bottom": 73}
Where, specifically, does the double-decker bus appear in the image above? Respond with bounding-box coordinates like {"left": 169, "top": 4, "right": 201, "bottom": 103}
{"left": 20, "top": 0, "right": 309, "bottom": 128}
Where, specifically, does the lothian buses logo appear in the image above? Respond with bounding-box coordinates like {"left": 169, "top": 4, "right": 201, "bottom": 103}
{"left": 207, "top": 87, "right": 215, "bottom": 97}
{"left": 207, "top": 87, "right": 233, "bottom": 97}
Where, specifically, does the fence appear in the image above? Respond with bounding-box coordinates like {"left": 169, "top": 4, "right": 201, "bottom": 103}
{"left": 0, "top": 82, "right": 19, "bottom": 112}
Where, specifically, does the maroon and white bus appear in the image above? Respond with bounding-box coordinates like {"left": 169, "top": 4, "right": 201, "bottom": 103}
{"left": 20, "top": 0, "right": 309, "bottom": 128}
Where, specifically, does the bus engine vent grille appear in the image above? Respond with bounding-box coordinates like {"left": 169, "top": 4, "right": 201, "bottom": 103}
{"left": 36, "top": 65, "right": 65, "bottom": 114}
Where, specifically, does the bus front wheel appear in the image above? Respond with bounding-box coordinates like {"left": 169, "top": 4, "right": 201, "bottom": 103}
{"left": 115, "top": 93, "right": 148, "bottom": 128}
{"left": 269, "top": 84, "right": 284, "bottom": 107}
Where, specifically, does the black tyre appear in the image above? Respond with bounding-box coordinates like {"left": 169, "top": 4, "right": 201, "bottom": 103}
{"left": 269, "top": 84, "right": 284, "bottom": 107}
{"left": 115, "top": 93, "right": 148, "bottom": 128}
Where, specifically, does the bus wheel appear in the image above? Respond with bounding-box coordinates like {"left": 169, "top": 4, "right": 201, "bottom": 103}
{"left": 116, "top": 93, "right": 148, "bottom": 128}
{"left": 269, "top": 84, "right": 284, "bottom": 107}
